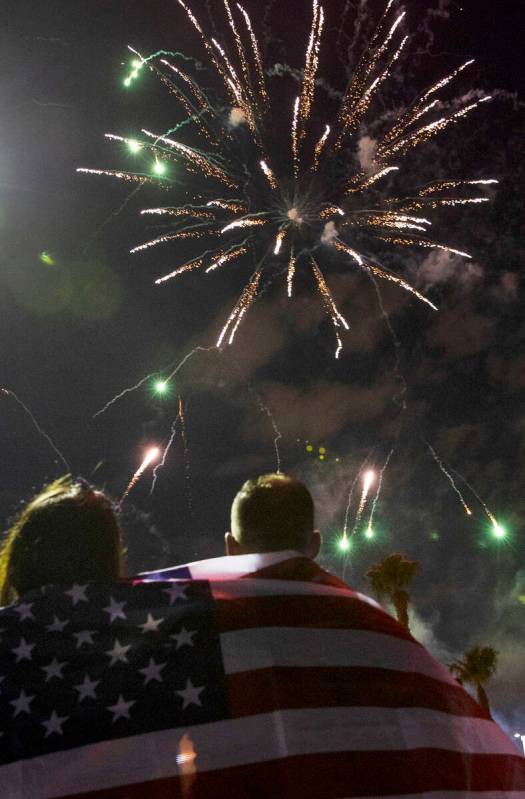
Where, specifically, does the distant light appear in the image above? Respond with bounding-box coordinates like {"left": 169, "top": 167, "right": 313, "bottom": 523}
{"left": 363, "top": 469, "right": 376, "bottom": 492}
{"left": 492, "top": 522, "right": 506, "bottom": 540}
{"left": 127, "top": 139, "right": 142, "bottom": 153}
{"left": 305, "top": 444, "right": 313, "bottom": 453}
{"left": 154, "top": 380, "right": 168, "bottom": 394}
{"left": 39, "top": 251, "right": 55, "bottom": 266}
{"left": 319, "top": 455, "right": 325, "bottom": 461}
{"left": 318, "top": 446, "right": 326, "bottom": 454}
{"left": 153, "top": 160, "right": 166, "bottom": 176}
{"left": 144, "top": 447, "right": 161, "bottom": 466}
{"left": 338, "top": 536, "right": 351, "bottom": 552}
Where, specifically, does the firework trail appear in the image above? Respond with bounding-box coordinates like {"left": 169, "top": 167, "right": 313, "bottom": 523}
{"left": 366, "top": 446, "right": 395, "bottom": 537}
{"left": 80, "top": 185, "right": 143, "bottom": 257}
{"left": 178, "top": 396, "right": 194, "bottom": 516}
{"left": 243, "top": 383, "right": 282, "bottom": 473}
{"left": 79, "top": 0, "right": 495, "bottom": 358}
{"left": 342, "top": 446, "right": 377, "bottom": 540}
{"left": 424, "top": 439, "right": 473, "bottom": 517}
{"left": 121, "top": 446, "right": 160, "bottom": 503}
{"left": 150, "top": 417, "right": 180, "bottom": 495}
{"left": 93, "top": 346, "right": 216, "bottom": 418}
{"left": 352, "top": 469, "right": 376, "bottom": 534}
{"left": 446, "top": 463, "right": 502, "bottom": 532}
{"left": 1, "top": 388, "right": 70, "bottom": 472}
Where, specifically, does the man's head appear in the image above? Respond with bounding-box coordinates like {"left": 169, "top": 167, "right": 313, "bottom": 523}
{"left": 225, "top": 473, "right": 320, "bottom": 558}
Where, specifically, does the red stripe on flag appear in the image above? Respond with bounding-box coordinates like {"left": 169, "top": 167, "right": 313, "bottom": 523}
{"left": 216, "top": 595, "right": 413, "bottom": 640}
{"left": 244, "top": 556, "right": 351, "bottom": 588}
{"left": 225, "top": 666, "right": 489, "bottom": 720}
{"left": 56, "top": 750, "right": 525, "bottom": 798}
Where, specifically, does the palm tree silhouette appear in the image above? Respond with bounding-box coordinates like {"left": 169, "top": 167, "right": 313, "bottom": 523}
{"left": 449, "top": 646, "right": 498, "bottom": 716}
{"left": 366, "top": 553, "right": 420, "bottom": 631}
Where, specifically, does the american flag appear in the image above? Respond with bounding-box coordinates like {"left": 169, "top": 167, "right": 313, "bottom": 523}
{"left": 0, "top": 551, "right": 523, "bottom": 797}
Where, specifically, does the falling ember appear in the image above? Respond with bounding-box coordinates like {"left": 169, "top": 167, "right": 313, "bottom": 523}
{"left": 313, "top": 124, "right": 330, "bottom": 171}
{"left": 311, "top": 257, "right": 349, "bottom": 358}
{"left": 216, "top": 270, "right": 262, "bottom": 347}
{"left": 154, "top": 380, "right": 169, "bottom": 394}
{"left": 1, "top": 388, "right": 70, "bottom": 472}
{"left": 220, "top": 217, "right": 266, "bottom": 234}
{"left": 353, "top": 470, "right": 376, "bottom": 534}
{"left": 274, "top": 228, "right": 287, "bottom": 255}
{"left": 291, "top": 96, "right": 300, "bottom": 178}
{"left": 121, "top": 447, "right": 161, "bottom": 502}
{"left": 287, "top": 249, "right": 296, "bottom": 297}
{"left": 259, "top": 160, "right": 278, "bottom": 190}
{"left": 444, "top": 462, "right": 503, "bottom": 529}
{"left": 80, "top": 0, "right": 497, "bottom": 358}
{"left": 491, "top": 522, "right": 506, "bottom": 540}
{"left": 205, "top": 246, "right": 247, "bottom": 273}
{"left": 366, "top": 447, "right": 395, "bottom": 536}
{"left": 425, "top": 441, "right": 473, "bottom": 516}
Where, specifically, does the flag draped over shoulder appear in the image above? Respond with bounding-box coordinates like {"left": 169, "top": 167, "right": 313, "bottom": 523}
{"left": 0, "top": 552, "right": 523, "bottom": 798}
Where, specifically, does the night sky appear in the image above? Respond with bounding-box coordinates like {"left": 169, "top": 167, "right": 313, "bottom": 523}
{"left": 1, "top": 1, "right": 524, "bottom": 739}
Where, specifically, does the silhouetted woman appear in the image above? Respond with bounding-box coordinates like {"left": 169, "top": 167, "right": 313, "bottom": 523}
{"left": 0, "top": 476, "right": 124, "bottom": 605}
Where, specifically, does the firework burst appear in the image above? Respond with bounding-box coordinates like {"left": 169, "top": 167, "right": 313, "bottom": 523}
{"left": 79, "top": 0, "right": 495, "bottom": 357}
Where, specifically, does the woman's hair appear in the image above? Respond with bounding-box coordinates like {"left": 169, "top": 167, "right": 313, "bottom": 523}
{"left": 0, "top": 476, "right": 123, "bottom": 605}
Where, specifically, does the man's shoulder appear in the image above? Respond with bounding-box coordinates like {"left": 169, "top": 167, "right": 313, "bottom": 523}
{"left": 139, "top": 551, "right": 348, "bottom": 589}
{"left": 244, "top": 554, "right": 349, "bottom": 589}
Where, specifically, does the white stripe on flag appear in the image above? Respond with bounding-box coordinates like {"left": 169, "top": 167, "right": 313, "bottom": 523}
{"left": 141, "top": 550, "right": 302, "bottom": 580}
{"left": 220, "top": 626, "right": 455, "bottom": 684}
{"left": 1, "top": 707, "right": 516, "bottom": 798}
{"left": 210, "top": 577, "right": 379, "bottom": 606}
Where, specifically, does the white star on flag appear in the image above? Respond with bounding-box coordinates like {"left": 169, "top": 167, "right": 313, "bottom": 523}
{"left": 12, "top": 637, "right": 35, "bottom": 662}
{"left": 108, "top": 694, "right": 135, "bottom": 722}
{"left": 163, "top": 584, "right": 188, "bottom": 605}
{"left": 171, "top": 627, "right": 197, "bottom": 650}
{"left": 104, "top": 597, "right": 127, "bottom": 623}
{"left": 47, "top": 615, "right": 69, "bottom": 633}
{"left": 10, "top": 689, "right": 34, "bottom": 717}
{"left": 139, "top": 657, "right": 166, "bottom": 685}
{"left": 139, "top": 613, "right": 163, "bottom": 633}
{"left": 106, "top": 638, "right": 132, "bottom": 666}
{"left": 42, "top": 710, "right": 69, "bottom": 737}
{"left": 176, "top": 678, "right": 205, "bottom": 709}
{"left": 14, "top": 602, "right": 34, "bottom": 621}
{"left": 42, "top": 657, "right": 66, "bottom": 682}
{"left": 65, "top": 584, "right": 89, "bottom": 605}
{"left": 74, "top": 674, "right": 100, "bottom": 701}
{"left": 73, "top": 630, "right": 96, "bottom": 648}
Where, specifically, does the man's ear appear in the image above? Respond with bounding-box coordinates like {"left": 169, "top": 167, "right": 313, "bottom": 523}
{"left": 225, "top": 531, "right": 242, "bottom": 556}
{"left": 306, "top": 530, "right": 321, "bottom": 560}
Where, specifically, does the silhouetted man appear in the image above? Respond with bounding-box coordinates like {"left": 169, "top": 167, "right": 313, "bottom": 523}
{"left": 137, "top": 472, "right": 525, "bottom": 796}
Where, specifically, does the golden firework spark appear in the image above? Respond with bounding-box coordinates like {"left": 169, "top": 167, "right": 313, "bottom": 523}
{"left": 79, "top": 0, "right": 496, "bottom": 355}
